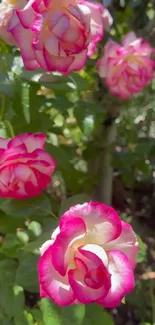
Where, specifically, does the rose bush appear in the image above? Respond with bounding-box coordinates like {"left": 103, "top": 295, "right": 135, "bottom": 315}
{"left": 38, "top": 202, "right": 139, "bottom": 307}
{"left": 97, "top": 31, "right": 155, "bottom": 99}
{"left": 0, "top": 133, "right": 56, "bottom": 199}
{"left": 5, "top": 0, "right": 108, "bottom": 73}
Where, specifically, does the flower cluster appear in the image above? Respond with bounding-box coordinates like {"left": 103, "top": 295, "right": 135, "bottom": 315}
{"left": 0, "top": 1, "right": 144, "bottom": 309}
{"left": 0, "top": 133, "right": 56, "bottom": 199}
{"left": 97, "top": 32, "right": 155, "bottom": 99}
{"left": 38, "top": 202, "right": 139, "bottom": 307}
{"left": 0, "top": 0, "right": 112, "bottom": 73}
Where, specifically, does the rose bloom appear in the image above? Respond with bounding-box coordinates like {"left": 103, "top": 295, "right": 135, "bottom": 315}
{"left": 7, "top": 0, "right": 106, "bottom": 73}
{"left": 0, "top": 133, "right": 56, "bottom": 199}
{"left": 0, "top": 0, "right": 25, "bottom": 45}
{"left": 97, "top": 31, "right": 155, "bottom": 99}
{"left": 38, "top": 201, "right": 139, "bottom": 307}
{"left": 86, "top": 3, "right": 113, "bottom": 56}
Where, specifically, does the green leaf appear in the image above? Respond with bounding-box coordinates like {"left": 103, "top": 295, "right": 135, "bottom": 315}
{"left": 23, "top": 218, "right": 57, "bottom": 253}
{"left": 14, "top": 313, "right": 29, "bottom": 325}
{"left": 0, "top": 211, "right": 25, "bottom": 234}
{"left": 0, "top": 194, "right": 52, "bottom": 219}
{"left": 136, "top": 235, "right": 147, "bottom": 263}
{"left": 16, "top": 255, "right": 39, "bottom": 292}
{"left": 1, "top": 234, "right": 22, "bottom": 257}
{"left": 22, "top": 84, "right": 30, "bottom": 124}
{"left": 24, "top": 311, "right": 35, "bottom": 325}
{"left": 2, "top": 320, "right": 13, "bottom": 325}
{"left": 40, "top": 299, "right": 62, "bottom": 325}
{"left": 23, "top": 231, "right": 52, "bottom": 253}
{"left": 13, "top": 285, "right": 25, "bottom": 319}
{"left": 0, "top": 286, "right": 14, "bottom": 318}
{"left": 40, "top": 299, "right": 114, "bottom": 325}
{"left": 46, "top": 143, "right": 72, "bottom": 171}
{"left": 0, "top": 123, "right": 8, "bottom": 138}
{"left": 136, "top": 141, "right": 152, "bottom": 156}
{"left": 11, "top": 111, "right": 53, "bottom": 134}
{"left": 40, "top": 299, "right": 85, "bottom": 325}
{"left": 74, "top": 101, "right": 103, "bottom": 131}
{"left": 31, "top": 308, "right": 42, "bottom": 323}
{"left": 39, "top": 73, "right": 75, "bottom": 92}
{"left": 70, "top": 73, "right": 90, "bottom": 91}
{"left": 51, "top": 96, "right": 71, "bottom": 117}
{"left": 0, "top": 259, "right": 17, "bottom": 285}
{"left": 59, "top": 194, "right": 90, "bottom": 216}
{"left": 84, "top": 304, "right": 114, "bottom": 325}
{"left": 0, "top": 260, "right": 17, "bottom": 318}
{"left": 0, "top": 80, "right": 14, "bottom": 96}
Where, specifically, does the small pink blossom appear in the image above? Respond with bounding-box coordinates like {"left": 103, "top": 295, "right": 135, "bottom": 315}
{"left": 97, "top": 31, "right": 155, "bottom": 99}
{"left": 38, "top": 201, "right": 139, "bottom": 307}
{"left": 7, "top": 0, "right": 105, "bottom": 73}
{"left": 0, "top": 133, "right": 57, "bottom": 199}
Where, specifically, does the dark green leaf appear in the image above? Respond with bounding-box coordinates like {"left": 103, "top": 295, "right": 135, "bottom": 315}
{"left": 1, "top": 234, "right": 22, "bottom": 257}
{"left": 0, "top": 194, "right": 52, "bottom": 219}
{"left": 0, "top": 260, "right": 17, "bottom": 318}
{"left": 16, "top": 255, "right": 39, "bottom": 292}
{"left": 40, "top": 299, "right": 114, "bottom": 325}
{"left": 136, "top": 235, "right": 147, "bottom": 263}
{"left": 0, "top": 211, "right": 25, "bottom": 234}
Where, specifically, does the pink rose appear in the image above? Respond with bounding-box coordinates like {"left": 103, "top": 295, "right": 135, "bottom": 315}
{"left": 8, "top": 0, "right": 105, "bottom": 73}
{"left": 0, "top": 133, "right": 56, "bottom": 199}
{"left": 102, "top": 7, "right": 113, "bottom": 32}
{"left": 97, "top": 31, "right": 155, "bottom": 99}
{"left": 38, "top": 201, "right": 139, "bottom": 307}
{"left": 0, "top": 0, "right": 26, "bottom": 45}
{"left": 85, "top": 2, "right": 113, "bottom": 56}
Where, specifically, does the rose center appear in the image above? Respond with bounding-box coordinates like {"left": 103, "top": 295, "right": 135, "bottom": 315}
{"left": 84, "top": 267, "right": 105, "bottom": 289}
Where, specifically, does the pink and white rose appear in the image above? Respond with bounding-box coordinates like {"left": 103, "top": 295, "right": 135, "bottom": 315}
{"left": 38, "top": 201, "right": 139, "bottom": 307}
{"left": 0, "top": 133, "right": 56, "bottom": 199}
{"left": 7, "top": 0, "right": 106, "bottom": 73}
{"left": 0, "top": 0, "right": 26, "bottom": 45}
{"left": 97, "top": 31, "right": 155, "bottom": 99}
{"left": 86, "top": 2, "right": 113, "bottom": 56}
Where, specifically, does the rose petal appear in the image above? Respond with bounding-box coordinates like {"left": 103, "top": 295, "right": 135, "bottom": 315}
{"left": 51, "top": 217, "right": 86, "bottom": 276}
{"left": 38, "top": 245, "right": 75, "bottom": 306}
{"left": 0, "top": 138, "right": 10, "bottom": 149}
{"left": 8, "top": 133, "right": 46, "bottom": 151}
{"left": 98, "top": 250, "right": 134, "bottom": 308}
{"left": 104, "top": 221, "right": 139, "bottom": 268}
{"left": 60, "top": 201, "right": 122, "bottom": 245}
{"left": 68, "top": 246, "right": 111, "bottom": 303}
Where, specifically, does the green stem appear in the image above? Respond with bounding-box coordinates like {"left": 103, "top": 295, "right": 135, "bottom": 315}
{"left": 0, "top": 94, "right": 7, "bottom": 121}
{"left": 50, "top": 212, "right": 59, "bottom": 220}
{"left": 4, "top": 120, "right": 15, "bottom": 138}
{"left": 93, "top": 119, "right": 117, "bottom": 205}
